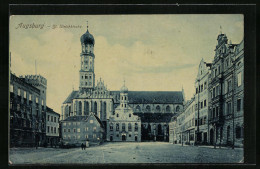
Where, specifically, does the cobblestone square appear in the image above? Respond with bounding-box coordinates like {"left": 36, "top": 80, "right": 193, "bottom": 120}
{"left": 9, "top": 142, "right": 243, "bottom": 164}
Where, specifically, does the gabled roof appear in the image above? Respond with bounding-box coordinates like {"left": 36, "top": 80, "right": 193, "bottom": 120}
{"left": 63, "top": 91, "right": 79, "bottom": 104}
{"left": 85, "top": 113, "right": 105, "bottom": 128}
{"left": 62, "top": 115, "right": 88, "bottom": 121}
{"left": 112, "top": 91, "right": 183, "bottom": 104}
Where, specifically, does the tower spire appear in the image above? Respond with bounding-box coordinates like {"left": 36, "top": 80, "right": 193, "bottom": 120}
{"left": 87, "top": 21, "right": 89, "bottom": 30}
{"left": 219, "top": 25, "right": 222, "bottom": 34}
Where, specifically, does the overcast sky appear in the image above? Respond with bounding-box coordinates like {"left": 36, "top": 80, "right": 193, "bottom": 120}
{"left": 10, "top": 15, "right": 244, "bottom": 114}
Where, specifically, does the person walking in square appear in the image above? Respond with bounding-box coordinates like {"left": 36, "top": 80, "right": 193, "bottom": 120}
{"left": 81, "top": 143, "right": 84, "bottom": 150}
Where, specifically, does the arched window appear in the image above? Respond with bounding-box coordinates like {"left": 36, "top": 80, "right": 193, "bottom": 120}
{"left": 94, "top": 102, "right": 97, "bottom": 115}
{"left": 166, "top": 105, "right": 171, "bottom": 113}
{"left": 136, "top": 105, "right": 141, "bottom": 112}
{"left": 176, "top": 106, "right": 180, "bottom": 112}
{"left": 129, "top": 114, "right": 131, "bottom": 117}
{"left": 122, "top": 123, "right": 125, "bottom": 131}
{"left": 145, "top": 105, "right": 151, "bottom": 112}
{"left": 85, "top": 101, "right": 89, "bottom": 115}
{"left": 135, "top": 123, "right": 138, "bottom": 131}
{"left": 156, "top": 105, "right": 161, "bottom": 113}
{"left": 116, "top": 123, "right": 119, "bottom": 131}
{"left": 116, "top": 114, "right": 119, "bottom": 117}
{"left": 110, "top": 123, "right": 113, "bottom": 131}
{"left": 125, "top": 96, "right": 126, "bottom": 100}
{"left": 103, "top": 102, "right": 107, "bottom": 119}
{"left": 128, "top": 123, "right": 132, "bottom": 131}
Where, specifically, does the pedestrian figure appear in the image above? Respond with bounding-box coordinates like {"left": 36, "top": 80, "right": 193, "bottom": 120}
{"left": 81, "top": 143, "right": 84, "bottom": 150}
{"left": 83, "top": 144, "right": 86, "bottom": 150}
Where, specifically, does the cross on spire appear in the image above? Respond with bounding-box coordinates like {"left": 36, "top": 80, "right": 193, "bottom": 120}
{"left": 220, "top": 25, "right": 222, "bottom": 34}
{"left": 123, "top": 79, "right": 125, "bottom": 86}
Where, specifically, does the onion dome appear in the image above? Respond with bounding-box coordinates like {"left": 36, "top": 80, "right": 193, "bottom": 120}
{"left": 80, "top": 29, "right": 95, "bottom": 45}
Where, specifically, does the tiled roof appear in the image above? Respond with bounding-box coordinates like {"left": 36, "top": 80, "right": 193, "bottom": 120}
{"left": 135, "top": 113, "right": 175, "bottom": 123}
{"left": 63, "top": 91, "right": 79, "bottom": 104}
{"left": 62, "top": 114, "right": 105, "bottom": 128}
{"left": 63, "top": 115, "right": 88, "bottom": 121}
{"left": 63, "top": 90, "right": 184, "bottom": 104}
{"left": 112, "top": 91, "right": 184, "bottom": 104}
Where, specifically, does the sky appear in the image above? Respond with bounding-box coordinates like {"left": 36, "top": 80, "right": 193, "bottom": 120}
{"left": 9, "top": 15, "right": 244, "bottom": 114}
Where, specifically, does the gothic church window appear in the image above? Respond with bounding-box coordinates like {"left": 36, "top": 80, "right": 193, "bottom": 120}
{"left": 145, "top": 105, "right": 151, "bottom": 112}
{"left": 156, "top": 105, "right": 161, "bottom": 112}
{"left": 166, "top": 105, "right": 171, "bottom": 113}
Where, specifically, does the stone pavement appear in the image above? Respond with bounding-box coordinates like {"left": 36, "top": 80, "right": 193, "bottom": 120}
{"left": 9, "top": 142, "right": 243, "bottom": 164}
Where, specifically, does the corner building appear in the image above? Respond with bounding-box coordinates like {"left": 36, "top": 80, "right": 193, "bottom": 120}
{"left": 10, "top": 73, "right": 47, "bottom": 147}
{"left": 208, "top": 33, "right": 244, "bottom": 147}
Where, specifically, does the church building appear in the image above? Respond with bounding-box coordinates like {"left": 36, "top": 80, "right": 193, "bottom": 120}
{"left": 61, "top": 24, "right": 185, "bottom": 143}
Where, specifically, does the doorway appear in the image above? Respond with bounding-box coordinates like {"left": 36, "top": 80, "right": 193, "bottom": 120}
{"left": 210, "top": 129, "right": 214, "bottom": 145}
{"left": 122, "top": 135, "right": 126, "bottom": 141}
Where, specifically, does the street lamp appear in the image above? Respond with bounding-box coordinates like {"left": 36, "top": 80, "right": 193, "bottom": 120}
{"left": 231, "top": 56, "right": 236, "bottom": 149}
{"left": 196, "top": 79, "right": 200, "bottom": 144}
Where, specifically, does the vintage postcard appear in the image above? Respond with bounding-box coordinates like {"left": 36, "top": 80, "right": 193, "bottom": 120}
{"left": 9, "top": 14, "right": 244, "bottom": 164}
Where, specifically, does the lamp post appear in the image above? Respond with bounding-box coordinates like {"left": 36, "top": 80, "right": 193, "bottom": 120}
{"left": 231, "top": 56, "right": 236, "bottom": 149}
{"left": 196, "top": 79, "right": 200, "bottom": 144}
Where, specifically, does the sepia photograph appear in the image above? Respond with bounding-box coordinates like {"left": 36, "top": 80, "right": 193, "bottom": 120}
{"left": 9, "top": 14, "right": 244, "bottom": 164}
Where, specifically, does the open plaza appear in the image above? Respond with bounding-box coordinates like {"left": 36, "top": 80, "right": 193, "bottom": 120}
{"left": 9, "top": 142, "right": 243, "bottom": 164}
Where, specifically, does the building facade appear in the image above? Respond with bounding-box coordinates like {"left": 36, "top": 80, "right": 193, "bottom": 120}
{"left": 106, "top": 84, "right": 141, "bottom": 142}
{"left": 46, "top": 107, "right": 60, "bottom": 147}
{"left": 61, "top": 113, "right": 105, "bottom": 146}
{"left": 10, "top": 73, "right": 47, "bottom": 147}
{"left": 194, "top": 59, "right": 211, "bottom": 144}
{"left": 173, "top": 98, "right": 195, "bottom": 145}
{"left": 170, "top": 32, "right": 244, "bottom": 148}
{"left": 208, "top": 33, "right": 244, "bottom": 147}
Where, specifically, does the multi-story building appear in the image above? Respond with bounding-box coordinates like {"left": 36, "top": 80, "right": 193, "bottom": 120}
{"left": 61, "top": 25, "right": 184, "bottom": 143}
{"left": 106, "top": 83, "right": 141, "bottom": 142}
{"left": 61, "top": 113, "right": 105, "bottom": 146}
{"left": 10, "top": 73, "right": 47, "bottom": 147}
{"left": 174, "top": 98, "right": 195, "bottom": 145}
{"left": 208, "top": 32, "right": 244, "bottom": 147}
{"left": 194, "top": 59, "right": 211, "bottom": 144}
{"left": 46, "top": 107, "right": 60, "bottom": 147}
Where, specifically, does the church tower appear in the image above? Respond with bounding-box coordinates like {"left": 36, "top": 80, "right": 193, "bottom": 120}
{"left": 120, "top": 81, "right": 129, "bottom": 113}
{"left": 79, "top": 22, "right": 95, "bottom": 92}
